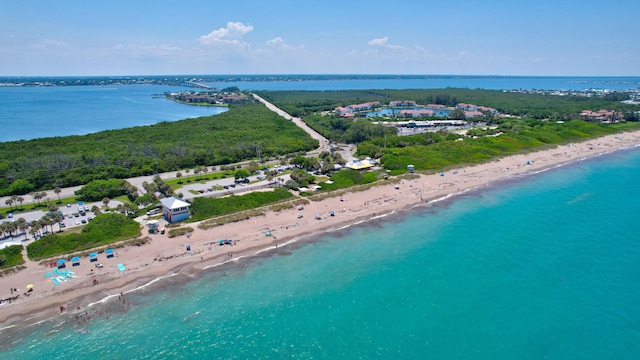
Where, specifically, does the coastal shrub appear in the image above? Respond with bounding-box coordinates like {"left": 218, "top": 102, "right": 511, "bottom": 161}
{"left": 0, "top": 245, "right": 25, "bottom": 269}
{"left": 167, "top": 227, "right": 194, "bottom": 238}
{"left": 75, "top": 179, "right": 132, "bottom": 202}
{"left": 26, "top": 213, "right": 141, "bottom": 260}
{"left": 189, "top": 188, "right": 294, "bottom": 222}
{"left": 318, "top": 170, "right": 380, "bottom": 191}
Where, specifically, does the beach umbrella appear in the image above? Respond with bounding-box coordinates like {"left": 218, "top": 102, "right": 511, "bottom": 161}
{"left": 26, "top": 284, "right": 34, "bottom": 290}
{"left": 57, "top": 259, "right": 66, "bottom": 265}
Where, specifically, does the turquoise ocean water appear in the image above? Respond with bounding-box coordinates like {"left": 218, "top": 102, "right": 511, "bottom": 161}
{"left": 2, "top": 147, "right": 639, "bottom": 358}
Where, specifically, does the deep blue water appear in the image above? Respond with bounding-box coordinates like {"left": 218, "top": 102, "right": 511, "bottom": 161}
{"left": 2, "top": 147, "right": 640, "bottom": 359}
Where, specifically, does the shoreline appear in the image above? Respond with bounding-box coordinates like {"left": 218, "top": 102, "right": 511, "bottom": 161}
{"left": 2, "top": 130, "right": 640, "bottom": 335}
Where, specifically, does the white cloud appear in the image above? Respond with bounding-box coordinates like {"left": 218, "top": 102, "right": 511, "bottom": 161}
{"left": 198, "top": 22, "right": 254, "bottom": 48}
{"left": 368, "top": 37, "right": 388, "bottom": 46}
{"left": 263, "top": 37, "right": 303, "bottom": 52}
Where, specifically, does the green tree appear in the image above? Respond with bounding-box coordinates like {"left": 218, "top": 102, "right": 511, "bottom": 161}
{"left": 102, "top": 197, "right": 110, "bottom": 210}
{"left": 7, "top": 179, "right": 34, "bottom": 196}
{"left": 234, "top": 169, "right": 250, "bottom": 180}
{"left": 54, "top": 187, "right": 62, "bottom": 203}
{"left": 449, "top": 108, "right": 466, "bottom": 120}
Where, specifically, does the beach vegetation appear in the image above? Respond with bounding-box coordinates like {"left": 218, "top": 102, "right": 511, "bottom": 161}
{"left": 317, "top": 169, "right": 380, "bottom": 192}
{"left": 189, "top": 188, "right": 294, "bottom": 222}
{"left": 0, "top": 245, "right": 25, "bottom": 270}
{"left": 25, "top": 213, "right": 141, "bottom": 260}
{"left": 75, "top": 179, "right": 135, "bottom": 202}
{"left": 167, "top": 227, "right": 195, "bottom": 238}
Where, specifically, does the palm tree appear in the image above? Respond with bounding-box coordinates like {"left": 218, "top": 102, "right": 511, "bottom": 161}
{"left": 17, "top": 218, "right": 29, "bottom": 239}
{"left": 201, "top": 166, "right": 209, "bottom": 179}
{"left": 5, "top": 198, "right": 13, "bottom": 210}
{"left": 123, "top": 202, "right": 131, "bottom": 215}
{"left": 194, "top": 168, "right": 201, "bottom": 181}
{"left": 185, "top": 169, "right": 191, "bottom": 182}
{"left": 102, "top": 197, "right": 110, "bottom": 210}
{"left": 176, "top": 171, "right": 183, "bottom": 183}
{"left": 116, "top": 204, "right": 125, "bottom": 214}
{"left": 91, "top": 205, "right": 101, "bottom": 215}
{"left": 11, "top": 195, "right": 18, "bottom": 209}
{"left": 17, "top": 196, "right": 24, "bottom": 209}
{"left": 54, "top": 187, "right": 62, "bottom": 203}
{"left": 28, "top": 226, "right": 38, "bottom": 239}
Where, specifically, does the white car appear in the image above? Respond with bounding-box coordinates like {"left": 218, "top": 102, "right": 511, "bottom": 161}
{"left": 75, "top": 220, "right": 81, "bottom": 225}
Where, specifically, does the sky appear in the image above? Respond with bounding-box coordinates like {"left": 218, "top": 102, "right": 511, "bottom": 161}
{"left": 1, "top": 0, "right": 639, "bottom": 76}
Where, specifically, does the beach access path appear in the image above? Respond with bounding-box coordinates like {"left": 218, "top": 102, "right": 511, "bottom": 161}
{"left": 2, "top": 130, "right": 640, "bottom": 330}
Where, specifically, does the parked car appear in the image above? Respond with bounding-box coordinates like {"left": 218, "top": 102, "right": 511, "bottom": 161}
{"left": 81, "top": 219, "right": 87, "bottom": 224}
{"left": 198, "top": 189, "right": 204, "bottom": 193}
{"left": 75, "top": 220, "right": 80, "bottom": 225}
{"left": 66, "top": 204, "right": 71, "bottom": 208}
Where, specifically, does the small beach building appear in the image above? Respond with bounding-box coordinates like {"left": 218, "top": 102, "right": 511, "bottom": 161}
{"left": 160, "top": 197, "right": 191, "bottom": 223}
{"left": 147, "top": 219, "right": 160, "bottom": 234}
{"left": 346, "top": 158, "right": 376, "bottom": 171}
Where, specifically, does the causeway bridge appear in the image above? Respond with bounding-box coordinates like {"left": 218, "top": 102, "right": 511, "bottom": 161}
{"left": 181, "top": 81, "right": 214, "bottom": 89}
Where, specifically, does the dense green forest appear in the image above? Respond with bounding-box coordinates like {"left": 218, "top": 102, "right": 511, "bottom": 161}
{"left": 0, "top": 103, "right": 318, "bottom": 196}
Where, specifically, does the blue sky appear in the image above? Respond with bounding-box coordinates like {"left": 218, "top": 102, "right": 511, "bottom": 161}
{"left": 1, "top": 0, "right": 638, "bottom": 76}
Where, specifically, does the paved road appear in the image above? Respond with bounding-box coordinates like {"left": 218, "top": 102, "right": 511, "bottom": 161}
{"left": 252, "top": 93, "right": 331, "bottom": 153}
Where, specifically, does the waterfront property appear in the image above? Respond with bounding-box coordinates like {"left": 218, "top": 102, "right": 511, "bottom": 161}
{"left": 159, "top": 197, "right": 191, "bottom": 223}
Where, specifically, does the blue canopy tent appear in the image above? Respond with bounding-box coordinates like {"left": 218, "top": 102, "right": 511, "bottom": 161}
{"left": 57, "top": 259, "right": 66, "bottom": 268}
{"left": 89, "top": 252, "right": 98, "bottom": 262}
{"left": 105, "top": 249, "right": 115, "bottom": 258}
{"left": 71, "top": 256, "right": 80, "bottom": 266}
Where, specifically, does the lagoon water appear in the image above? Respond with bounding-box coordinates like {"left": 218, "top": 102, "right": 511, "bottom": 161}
{"left": 2, "top": 147, "right": 640, "bottom": 358}
{"left": 0, "top": 85, "right": 227, "bottom": 142}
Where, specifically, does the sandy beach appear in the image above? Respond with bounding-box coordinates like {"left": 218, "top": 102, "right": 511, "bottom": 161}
{"left": 2, "top": 130, "right": 640, "bottom": 331}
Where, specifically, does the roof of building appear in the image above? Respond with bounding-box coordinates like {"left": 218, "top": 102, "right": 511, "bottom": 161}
{"left": 160, "top": 197, "right": 190, "bottom": 210}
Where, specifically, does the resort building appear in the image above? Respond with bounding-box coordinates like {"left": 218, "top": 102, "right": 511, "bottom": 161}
{"left": 464, "top": 110, "right": 485, "bottom": 118}
{"left": 389, "top": 100, "right": 417, "bottom": 107}
{"left": 427, "top": 104, "right": 447, "bottom": 109}
{"left": 335, "top": 102, "right": 381, "bottom": 117}
{"left": 159, "top": 197, "right": 191, "bottom": 223}
{"left": 477, "top": 106, "right": 499, "bottom": 115}
{"left": 456, "top": 103, "right": 478, "bottom": 111}
{"left": 399, "top": 109, "right": 435, "bottom": 118}
{"left": 580, "top": 109, "right": 619, "bottom": 122}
